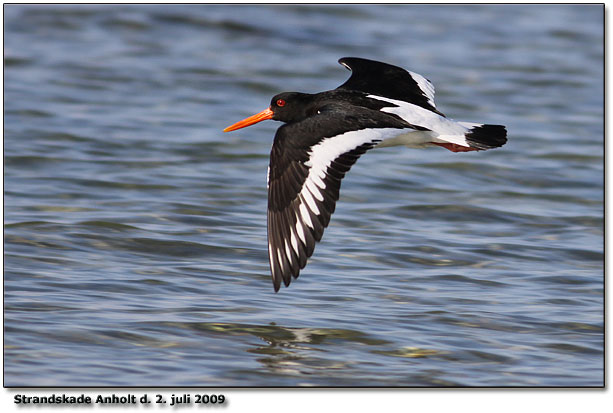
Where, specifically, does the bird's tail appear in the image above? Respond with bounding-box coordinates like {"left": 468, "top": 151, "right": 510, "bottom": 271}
{"left": 461, "top": 122, "right": 507, "bottom": 150}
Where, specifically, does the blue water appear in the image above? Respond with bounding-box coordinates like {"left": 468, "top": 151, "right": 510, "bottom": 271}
{"left": 4, "top": 4, "right": 603, "bottom": 386}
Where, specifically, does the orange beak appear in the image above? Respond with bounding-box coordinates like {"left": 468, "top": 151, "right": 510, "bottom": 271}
{"left": 223, "top": 107, "right": 274, "bottom": 132}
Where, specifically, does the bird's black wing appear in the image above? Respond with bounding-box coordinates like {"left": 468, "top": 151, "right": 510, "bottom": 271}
{"left": 336, "top": 57, "right": 442, "bottom": 115}
{"left": 267, "top": 103, "right": 406, "bottom": 291}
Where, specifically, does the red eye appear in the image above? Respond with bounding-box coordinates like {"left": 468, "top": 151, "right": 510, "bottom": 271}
{"left": 276, "top": 99, "right": 286, "bottom": 107}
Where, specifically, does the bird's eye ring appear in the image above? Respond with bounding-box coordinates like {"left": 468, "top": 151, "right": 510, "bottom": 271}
{"left": 276, "top": 99, "right": 286, "bottom": 107}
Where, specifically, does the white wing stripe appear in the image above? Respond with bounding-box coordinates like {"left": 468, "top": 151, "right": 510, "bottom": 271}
{"left": 268, "top": 246, "right": 275, "bottom": 269}
{"left": 302, "top": 128, "right": 401, "bottom": 198}
{"left": 310, "top": 172, "right": 327, "bottom": 189}
{"left": 302, "top": 190, "right": 320, "bottom": 216}
{"left": 295, "top": 215, "right": 307, "bottom": 244}
{"left": 284, "top": 239, "right": 293, "bottom": 266}
{"left": 290, "top": 227, "right": 300, "bottom": 256}
{"left": 277, "top": 248, "right": 286, "bottom": 273}
{"left": 299, "top": 202, "right": 314, "bottom": 229}
{"left": 305, "top": 179, "right": 324, "bottom": 202}
{"left": 408, "top": 70, "right": 436, "bottom": 108}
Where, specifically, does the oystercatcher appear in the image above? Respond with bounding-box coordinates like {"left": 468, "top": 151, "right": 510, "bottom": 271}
{"left": 224, "top": 57, "right": 507, "bottom": 292}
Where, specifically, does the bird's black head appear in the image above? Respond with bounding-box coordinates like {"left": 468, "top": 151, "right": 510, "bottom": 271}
{"left": 268, "top": 92, "right": 313, "bottom": 124}
{"left": 223, "top": 92, "right": 313, "bottom": 132}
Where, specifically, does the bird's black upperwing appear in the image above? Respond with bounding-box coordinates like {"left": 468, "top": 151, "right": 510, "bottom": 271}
{"left": 336, "top": 57, "right": 441, "bottom": 115}
{"left": 267, "top": 103, "right": 407, "bottom": 291}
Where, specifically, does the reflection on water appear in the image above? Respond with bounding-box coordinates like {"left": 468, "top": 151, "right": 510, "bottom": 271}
{"left": 162, "top": 322, "right": 458, "bottom": 385}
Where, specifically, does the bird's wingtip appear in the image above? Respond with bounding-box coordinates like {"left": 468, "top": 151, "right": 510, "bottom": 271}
{"left": 338, "top": 57, "right": 354, "bottom": 70}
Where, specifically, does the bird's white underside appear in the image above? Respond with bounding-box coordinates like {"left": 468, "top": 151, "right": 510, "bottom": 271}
{"left": 367, "top": 95, "right": 476, "bottom": 147}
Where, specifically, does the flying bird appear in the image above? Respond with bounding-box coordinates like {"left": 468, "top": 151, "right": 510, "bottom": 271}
{"left": 224, "top": 57, "right": 507, "bottom": 292}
